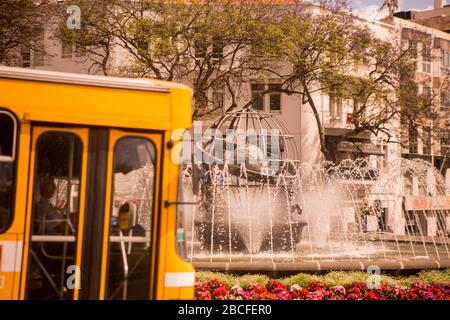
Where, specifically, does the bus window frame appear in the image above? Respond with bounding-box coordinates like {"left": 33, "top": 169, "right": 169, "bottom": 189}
{"left": 23, "top": 127, "right": 88, "bottom": 300}
{"left": 104, "top": 135, "right": 158, "bottom": 300}
{"left": 0, "top": 107, "right": 19, "bottom": 234}
{"left": 0, "top": 109, "right": 18, "bottom": 162}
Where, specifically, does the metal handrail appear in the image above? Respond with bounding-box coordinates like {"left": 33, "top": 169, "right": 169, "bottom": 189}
{"left": 118, "top": 230, "right": 129, "bottom": 300}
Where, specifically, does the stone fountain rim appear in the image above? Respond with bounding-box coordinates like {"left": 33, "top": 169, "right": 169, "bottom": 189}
{"left": 193, "top": 259, "right": 450, "bottom": 274}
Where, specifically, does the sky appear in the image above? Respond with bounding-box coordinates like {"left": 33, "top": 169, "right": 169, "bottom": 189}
{"left": 351, "top": 0, "right": 435, "bottom": 19}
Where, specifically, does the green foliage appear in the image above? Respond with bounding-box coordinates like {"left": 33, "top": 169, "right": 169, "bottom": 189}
{"left": 281, "top": 273, "right": 321, "bottom": 287}
{"left": 196, "top": 269, "right": 450, "bottom": 288}
{"left": 195, "top": 271, "right": 236, "bottom": 287}
{"left": 236, "top": 274, "right": 271, "bottom": 288}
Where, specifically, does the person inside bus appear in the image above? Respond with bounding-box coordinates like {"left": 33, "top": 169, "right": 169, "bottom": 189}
{"left": 31, "top": 176, "right": 76, "bottom": 299}
{"left": 34, "top": 176, "right": 70, "bottom": 235}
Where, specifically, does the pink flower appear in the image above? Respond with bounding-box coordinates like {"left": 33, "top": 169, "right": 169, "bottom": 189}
{"left": 346, "top": 293, "right": 361, "bottom": 300}
{"left": 306, "top": 288, "right": 327, "bottom": 300}
{"left": 229, "top": 286, "right": 245, "bottom": 300}
{"left": 330, "top": 285, "right": 346, "bottom": 296}
{"left": 290, "top": 284, "right": 302, "bottom": 293}
{"left": 412, "top": 281, "right": 430, "bottom": 290}
{"left": 424, "top": 291, "right": 434, "bottom": 300}
{"left": 243, "top": 291, "right": 253, "bottom": 300}
{"left": 277, "top": 290, "right": 291, "bottom": 300}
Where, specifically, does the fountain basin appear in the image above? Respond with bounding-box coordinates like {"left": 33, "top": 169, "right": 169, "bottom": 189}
{"left": 193, "top": 259, "right": 450, "bottom": 276}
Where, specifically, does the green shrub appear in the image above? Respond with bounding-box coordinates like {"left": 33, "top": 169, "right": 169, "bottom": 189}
{"left": 281, "top": 273, "right": 321, "bottom": 287}
{"left": 416, "top": 269, "right": 450, "bottom": 284}
{"left": 196, "top": 271, "right": 236, "bottom": 287}
{"left": 236, "top": 274, "right": 270, "bottom": 287}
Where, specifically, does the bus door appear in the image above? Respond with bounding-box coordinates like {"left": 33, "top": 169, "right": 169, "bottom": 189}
{"left": 22, "top": 126, "right": 88, "bottom": 300}
{"left": 99, "top": 130, "right": 162, "bottom": 300}
{"left": 21, "top": 127, "right": 161, "bottom": 300}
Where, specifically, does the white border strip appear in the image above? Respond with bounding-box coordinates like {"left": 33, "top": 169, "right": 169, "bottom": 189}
{"left": 164, "top": 272, "right": 196, "bottom": 288}
{"left": 0, "top": 241, "right": 22, "bottom": 273}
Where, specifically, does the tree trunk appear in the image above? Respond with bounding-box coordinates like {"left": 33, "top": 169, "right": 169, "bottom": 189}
{"left": 303, "top": 85, "right": 332, "bottom": 161}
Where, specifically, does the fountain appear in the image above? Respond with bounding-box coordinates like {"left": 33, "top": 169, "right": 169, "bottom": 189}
{"left": 180, "top": 107, "right": 450, "bottom": 272}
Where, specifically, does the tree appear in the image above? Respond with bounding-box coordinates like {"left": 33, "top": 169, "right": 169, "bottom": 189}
{"left": 0, "top": 0, "right": 51, "bottom": 65}
{"left": 257, "top": 0, "right": 440, "bottom": 160}
{"left": 57, "top": 0, "right": 116, "bottom": 75}
{"left": 60, "top": 0, "right": 284, "bottom": 118}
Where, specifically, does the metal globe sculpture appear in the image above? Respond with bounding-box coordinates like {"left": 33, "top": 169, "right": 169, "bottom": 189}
{"left": 191, "top": 107, "right": 306, "bottom": 255}
{"left": 195, "top": 106, "right": 300, "bottom": 182}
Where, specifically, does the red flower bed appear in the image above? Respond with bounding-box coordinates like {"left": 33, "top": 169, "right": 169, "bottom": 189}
{"left": 194, "top": 279, "right": 450, "bottom": 300}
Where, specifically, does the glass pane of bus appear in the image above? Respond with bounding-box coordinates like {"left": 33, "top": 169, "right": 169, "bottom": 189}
{"left": 0, "top": 111, "right": 16, "bottom": 232}
{"left": 27, "top": 133, "right": 82, "bottom": 300}
{"left": 106, "top": 137, "right": 155, "bottom": 300}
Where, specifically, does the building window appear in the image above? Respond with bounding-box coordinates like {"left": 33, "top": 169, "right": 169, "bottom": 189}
{"left": 441, "top": 90, "right": 450, "bottom": 110}
{"left": 409, "top": 40, "right": 418, "bottom": 58}
{"left": 423, "top": 86, "right": 432, "bottom": 99}
{"left": 21, "top": 46, "right": 31, "bottom": 68}
{"left": 250, "top": 83, "right": 283, "bottom": 112}
{"left": 442, "top": 50, "right": 449, "bottom": 66}
{"left": 33, "top": 29, "right": 45, "bottom": 67}
{"left": 408, "top": 40, "right": 418, "bottom": 71}
{"left": 422, "top": 44, "right": 431, "bottom": 74}
{"left": 0, "top": 111, "right": 18, "bottom": 233}
{"left": 347, "top": 98, "right": 362, "bottom": 125}
{"left": 194, "top": 32, "right": 207, "bottom": 58}
{"left": 268, "top": 83, "right": 281, "bottom": 112}
{"left": 61, "top": 38, "right": 73, "bottom": 58}
{"left": 212, "top": 37, "right": 224, "bottom": 60}
{"left": 251, "top": 83, "right": 265, "bottom": 111}
{"left": 329, "top": 94, "right": 343, "bottom": 123}
{"left": 212, "top": 90, "right": 224, "bottom": 111}
{"left": 422, "top": 86, "right": 432, "bottom": 113}
{"left": 423, "top": 127, "right": 432, "bottom": 155}
{"left": 441, "top": 132, "right": 450, "bottom": 156}
{"left": 441, "top": 50, "right": 450, "bottom": 77}
{"left": 409, "top": 126, "right": 418, "bottom": 154}
{"left": 75, "top": 44, "right": 86, "bottom": 58}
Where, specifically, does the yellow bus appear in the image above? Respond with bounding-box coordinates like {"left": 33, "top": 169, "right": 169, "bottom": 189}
{"left": 0, "top": 66, "right": 195, "bottom": 300}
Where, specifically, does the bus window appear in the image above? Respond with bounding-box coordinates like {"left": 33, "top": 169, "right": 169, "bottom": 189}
{"left": 0, "top": 110, "right": 17, "bottom": 233}
{"left": 26, "top": 133, "right": 82, "bottom": 300}
{"left": 106, "top": 137, "right": 155, "bottom": 300}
